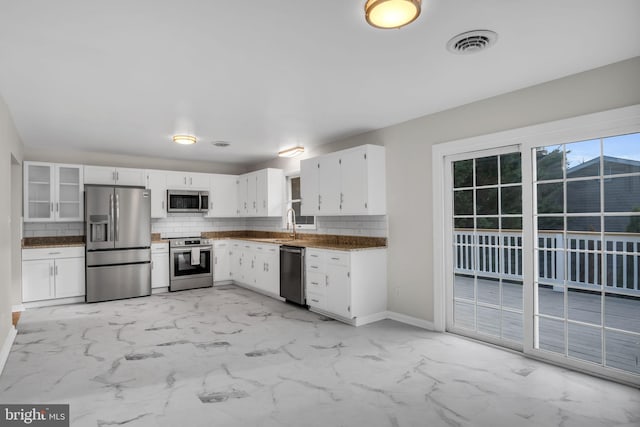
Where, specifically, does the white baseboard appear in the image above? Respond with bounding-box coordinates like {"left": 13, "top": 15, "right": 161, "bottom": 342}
{"left": 213, "top": 280, "right": 234, "bottom": 287}
{"left": 354, "top": 311, "right": 388, "bottom": 326}
{"left": 23, "top": 296, "right": 85, "bottom": 309}
{"left": 385, "top": 311, "right": 436, "bottom": 331}
{"left": 0, "top": 326, "right": 17, "bottom": 376}
{"left": 11, "top": 304, "right": 25, "bottom": 312}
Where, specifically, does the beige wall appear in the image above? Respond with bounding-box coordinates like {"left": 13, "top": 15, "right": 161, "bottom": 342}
{"left": 253, "top": 56, "right": 640, "bottom": 323}
{"left": 0, "top": 94, "right": 24, "bottom": 353}
{"left": 23, "top": 146, "right": 246, "bottom": 175}
{"left": 11, "top": 158, "right": 22, "bottom": 307}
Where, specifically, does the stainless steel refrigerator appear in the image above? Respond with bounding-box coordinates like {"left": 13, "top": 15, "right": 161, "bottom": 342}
{"left": 85, "top": 185, "right": 151, "bottom": 302}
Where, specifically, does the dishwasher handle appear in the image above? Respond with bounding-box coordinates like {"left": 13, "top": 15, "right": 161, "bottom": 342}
{"left": 280, "top": 246, "right": 305, "bottom": 255}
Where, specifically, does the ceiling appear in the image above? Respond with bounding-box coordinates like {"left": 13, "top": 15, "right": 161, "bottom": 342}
{"left": 1, "top": 1, "right": 639, "bottom": 166}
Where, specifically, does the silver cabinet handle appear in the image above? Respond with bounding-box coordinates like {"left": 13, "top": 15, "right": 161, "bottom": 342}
{"left": 263, "top": 200, "right": 266, "bottom": 208}
{"left": 184, "top": 177, "right": 187, "bottom": 185}
{"left": 190, "top": 177, "right": 193, "bottom": 185}
{"left": 55, "top": 265, "right": 58, "bottom": 275}
{"left": 49, "top": 265, "right": 53, "bottom": 276}
{"left": 116, "top": 171, "right": 119, "bottom": 181}
{"left": 311, "top": 298, "right": 319, "bottom": 303}
{"left": 331, "top": 257, "right": 340, "bottom": 261}
{"left": 56, "top": 202, "right": 59, "bottom": 212}
{"left": 311, "top": 281, "right": 319, "bottom": 285}
{"left": 326, "top": 276, "right": 329, "bottom": 286}
{"left": 112, "top": 171, "right": 116, "bottom": 181}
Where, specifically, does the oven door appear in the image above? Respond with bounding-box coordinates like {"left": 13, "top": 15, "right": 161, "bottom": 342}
{"left": 170, "top": 245, "right": 213, "bottom": 280}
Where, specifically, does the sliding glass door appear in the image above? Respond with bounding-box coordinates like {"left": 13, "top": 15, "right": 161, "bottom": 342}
{"left": 447, "top": 147, "right": 524, "bottom": 349}
{"left": 444, "top": 128, "right": 640, "bottom": 382}
{"left": 534, "top": 133, "right": 640, "bottom": 375}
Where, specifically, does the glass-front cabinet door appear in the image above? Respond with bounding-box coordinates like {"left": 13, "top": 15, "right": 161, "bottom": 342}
{"left": 55, "top": 164, "right": 83, "bottom": 221}
{"left": 24, "top": 162, "right": 54, "bottom": 221}
{"left": 24, "top": 161, "right": 83, "bottom": 222}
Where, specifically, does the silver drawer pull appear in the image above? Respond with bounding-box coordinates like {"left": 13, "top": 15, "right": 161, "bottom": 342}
{"left": 311, "top": 299, "right": 319, "bottom": 303}
{"left": 48, "top": 252, "right": 61, "bottom": 255}
{"left": 311, "top": 282, "right": 319, "bottom": 285}
{"left": 310, "top": 266, "right": 318, "bottom": 269}
{"left": 331, "top": 257, "right": 340, "bottom": 261}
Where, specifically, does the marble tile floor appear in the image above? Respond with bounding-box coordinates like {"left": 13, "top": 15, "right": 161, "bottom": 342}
{"left": 0, "top": 285, "right": 638, "bottom": 427}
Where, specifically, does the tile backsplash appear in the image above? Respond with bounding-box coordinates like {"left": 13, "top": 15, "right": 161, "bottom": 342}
{"left": 23, "top": 215, "right": 387, "bottom": 239}
{"left": 23, "top": 221, "right": 85, "bottom": 237}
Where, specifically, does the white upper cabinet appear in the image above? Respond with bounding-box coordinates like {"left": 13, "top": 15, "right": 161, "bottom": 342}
{"left": 300, "top": 144, "right": 386, "bottom": 216}
{"left": 207, "top": 174, "right": 238, "bottom": 218}
{"left": 146, "top": 170, "right": 168, "bottom": 218}
{"left": 84, "top": 165, "right": 146, "bottom": 187}
{"left": 166, "top": 172, "right": 209, "bottom": 190}
{"left": 24, "top": 162, "right": 84, "bottom": 222}
{"left": 236, "top": 168, "right": 284, "bottom": 217}
{"left": 237, "top": 174, "right": 249, "bottom": 216}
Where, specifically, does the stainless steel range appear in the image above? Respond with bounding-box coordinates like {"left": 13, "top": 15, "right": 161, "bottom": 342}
{"left": 169, "top": 237, "right": 213, "bottom": 291}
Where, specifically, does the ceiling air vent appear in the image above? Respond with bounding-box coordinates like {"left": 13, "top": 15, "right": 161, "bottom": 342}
{"left": 211, "top": 141, "right": 230, "bottom": 147}
{"left": 447, "top": 30, "right": 498, "bottom": 54}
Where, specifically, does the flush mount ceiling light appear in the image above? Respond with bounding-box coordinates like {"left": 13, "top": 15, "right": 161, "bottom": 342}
{"left": 278, "top": 146, "right": 305, "bottom": 158}
{"left": 172, "top": 134, "right": 197, "bottom": 145}
{"left": 365, "top": 0, "right": 421, "bottom": 29}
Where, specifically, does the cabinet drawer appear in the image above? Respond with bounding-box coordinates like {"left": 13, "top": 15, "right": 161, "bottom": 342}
{"left": 151, "top": 243, "right": 169, "bottom": 253}
{"left": 325, "top": 251, "right": 350, "bottom": 266}
{"left": 306, "top": 249, "right": 324, "bottom": 261}
{"left": 23, "top": 246, "right": 84, "bottom": 261}
{"left": 306, "top": 291, "right": 326, "bottom": 309}
{"left": 306, "top": 272, "right": 326, "bottom": 294}
{"left": 306, "top": 259, "right": 323, "bottom": 272}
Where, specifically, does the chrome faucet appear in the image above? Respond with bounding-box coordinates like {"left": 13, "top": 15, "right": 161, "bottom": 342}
{"left": 286, "top": 207, "right": 297, "bottom": 240}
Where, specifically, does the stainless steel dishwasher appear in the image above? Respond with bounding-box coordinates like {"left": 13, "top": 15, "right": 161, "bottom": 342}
{"left": 280, "top": 245, "right": 306, "bottom": 305}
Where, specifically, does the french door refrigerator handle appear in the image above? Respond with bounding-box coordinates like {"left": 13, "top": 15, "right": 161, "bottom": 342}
{"left": 109, "top": 193, "right": 115, "bottom": 242}
{"left": 115, "top": 193, "right": 120, "bottom": 241}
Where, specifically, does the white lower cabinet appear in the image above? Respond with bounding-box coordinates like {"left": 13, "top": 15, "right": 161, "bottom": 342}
{"left": 252, "top": 244, "right": 280, "bottom": 295}
{"left": 151, "top": 243, "right": 169, "bottom": 289}
{"left": 22, "top": 247, "right": 85, "bottom": 303}
{"left": 305, "top": 248, "right": 387, "bottom": 325}
{"left": 213, "top": 241, "right": 231, "bottom": 283}
{"left": 228, "top": 240, "right": 280, "bottom": 296}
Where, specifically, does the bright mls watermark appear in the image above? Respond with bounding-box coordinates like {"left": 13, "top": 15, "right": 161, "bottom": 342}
{"left": 1, "top": 405, "right": 69, "bottom": 426}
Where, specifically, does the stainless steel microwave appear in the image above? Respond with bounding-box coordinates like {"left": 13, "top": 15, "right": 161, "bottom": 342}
{"left": 167, "top": 190, "right": 209, "bottom": 213}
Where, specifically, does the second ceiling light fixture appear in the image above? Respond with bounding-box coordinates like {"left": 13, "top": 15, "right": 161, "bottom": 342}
{"left": 365, "top": 0, "right": 421, "bottom": 29}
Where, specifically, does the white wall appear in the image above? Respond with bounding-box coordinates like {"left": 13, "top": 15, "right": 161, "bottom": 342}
{"left": 252, "top": 56, "right": 640, "bottom": 323}
{"left": 0, "top": 94, "right": 24, "bottom": 354}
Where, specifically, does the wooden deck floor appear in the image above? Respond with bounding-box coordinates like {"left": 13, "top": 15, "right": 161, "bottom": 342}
{"left": 453, "top": 275, "right": 640, "bottom": 374}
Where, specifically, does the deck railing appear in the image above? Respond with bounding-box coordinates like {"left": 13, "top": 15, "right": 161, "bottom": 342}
{"left": 454, "top": 229, "right": 640, "bottom": 295}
